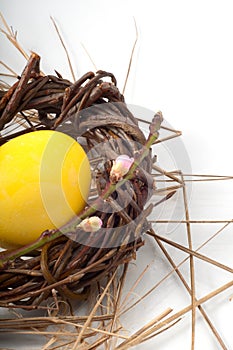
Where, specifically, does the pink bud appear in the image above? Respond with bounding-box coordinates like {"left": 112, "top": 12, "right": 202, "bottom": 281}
{"left": 110, "top": 155, "right": 134, "bottom": 183}
{"left": 78, "top": 216, "right": 103, "bottom": 232}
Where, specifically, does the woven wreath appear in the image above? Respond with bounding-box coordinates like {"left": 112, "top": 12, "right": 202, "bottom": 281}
{"left": 0, "top": 53, "right": 162, "bottom": 310}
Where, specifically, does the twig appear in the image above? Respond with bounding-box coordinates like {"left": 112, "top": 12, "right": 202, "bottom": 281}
{"left": 0, "top": 52, "right": 40, "bottom": 130}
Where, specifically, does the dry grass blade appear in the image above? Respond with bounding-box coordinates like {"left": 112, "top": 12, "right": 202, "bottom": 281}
{"left": 71, "top": 271, "right": 118, "bottom": 348}
{"left": 115, "top": 308, "right": 173, "bottom": 350}
{"left": 80, "top": 42, "right": 98, "bottom": 71}
{"left": 121, "top": 218, "right": 231, "bottom": 317}
{"left": 122, "top": 17, "right": 138, "bottom": 95}
{"left": 155, "top": 279, "right": 233, "bottom": 332}
{"left": 107, "top": 264, "right": 129, "bottom": 350}
{"left": 181, "top": 172, "right": 196, "bottom": 350}
{"left": 152, "top": 230, "right": 229, "bottom": 350}
{"left": 153, "top": 234, "right": 233, "bottom": 273}
{"left": 0, "top": 61, "right": 18, "bottom": 78}
{"left": 50, "top": 16, "right": 76, "bottom": 82}
{"left": 0, "top": 12, "right": 29, "bottom": 60}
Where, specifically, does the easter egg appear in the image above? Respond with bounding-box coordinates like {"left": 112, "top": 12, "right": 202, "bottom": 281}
{"left": 0, "top": 130, "right": 91, "bottom": 249}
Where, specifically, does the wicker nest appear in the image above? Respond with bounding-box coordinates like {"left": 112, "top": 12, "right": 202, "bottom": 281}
{"left": 0, "top": 53, "right": 156, "bottom": 310}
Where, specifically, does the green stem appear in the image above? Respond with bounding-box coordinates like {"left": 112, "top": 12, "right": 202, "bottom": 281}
{"left": 0, "top": 132, "right": 158, "bottom": 268}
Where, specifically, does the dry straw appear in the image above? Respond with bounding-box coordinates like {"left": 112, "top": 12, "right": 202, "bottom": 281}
{"left": 0, "top": 14, "right": 233, "bottom": 349}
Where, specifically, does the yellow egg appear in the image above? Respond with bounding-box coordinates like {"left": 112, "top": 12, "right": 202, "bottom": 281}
{"left": 0, "top": 130, "right": 91, "bottom": 249}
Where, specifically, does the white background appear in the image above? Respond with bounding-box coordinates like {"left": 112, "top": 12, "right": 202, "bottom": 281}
{"left": 1, "top": 0, "right": 233, "bottom": 175}
{"left": 0, "top": 1, "right": 233, "bottom": 349}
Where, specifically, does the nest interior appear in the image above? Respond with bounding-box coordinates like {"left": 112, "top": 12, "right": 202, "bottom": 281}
{"left": 0, "top": 53, "right": 155, "bottom": 310}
